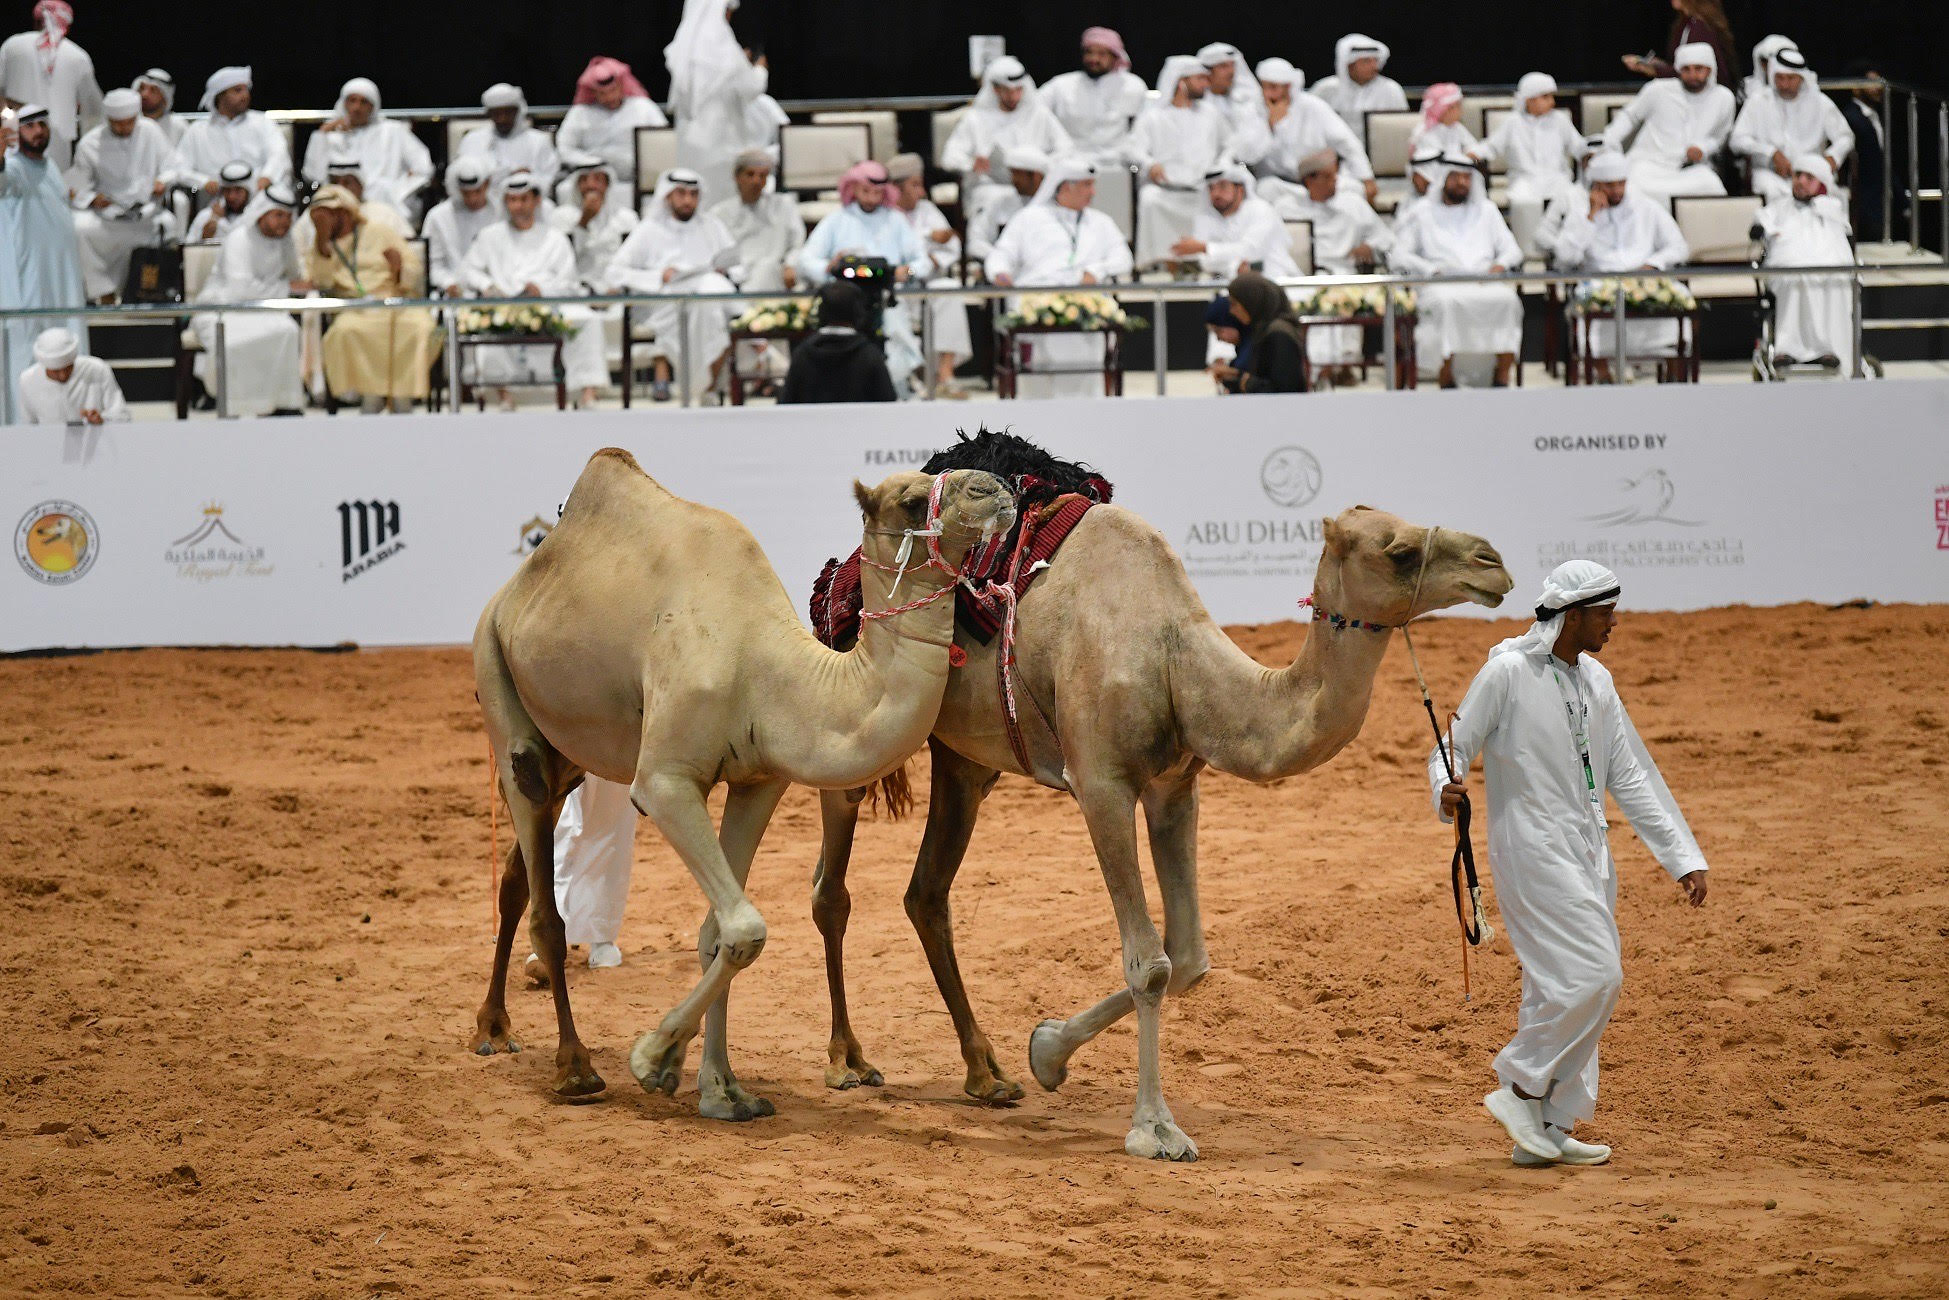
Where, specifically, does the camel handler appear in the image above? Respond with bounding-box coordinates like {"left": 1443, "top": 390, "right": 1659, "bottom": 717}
{"left": 1431, "top": 559, "right": 1708, "bottom": 1166}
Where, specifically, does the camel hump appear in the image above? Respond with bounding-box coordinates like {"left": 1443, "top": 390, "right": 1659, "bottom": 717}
{"left": 562, "top": 448, "right": 676, "bottom": 522}
{"left": 589, "top": 447, "right": 643, "bottom": 474}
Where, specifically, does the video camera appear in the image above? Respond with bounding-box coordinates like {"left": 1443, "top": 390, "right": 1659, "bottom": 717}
{"left": 832, "top": 255, "right": 894, "bottom": 340}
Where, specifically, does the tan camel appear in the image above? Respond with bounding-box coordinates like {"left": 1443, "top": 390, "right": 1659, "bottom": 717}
{"left": 813, "top": 503, "right": 1513, "bottom": 1159}
{"left": 471, "top": 448, "right": 1013, "bottom": 1118}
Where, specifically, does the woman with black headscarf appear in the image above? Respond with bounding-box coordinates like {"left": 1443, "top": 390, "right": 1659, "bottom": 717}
{"left": 780, "top": 280, "right": 898, "bottom": 404}
{"left": 1226, "top": 271, "right": 1307, "bottom": 393}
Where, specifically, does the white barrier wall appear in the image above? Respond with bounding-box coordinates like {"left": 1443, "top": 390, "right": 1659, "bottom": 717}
{"left": 7, "top": 381, "right": 1948, "bottom": 652}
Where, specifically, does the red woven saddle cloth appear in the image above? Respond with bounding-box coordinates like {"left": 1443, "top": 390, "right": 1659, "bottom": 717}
{"left": 810, "top": 494, "right": 1097, "bottom": 649}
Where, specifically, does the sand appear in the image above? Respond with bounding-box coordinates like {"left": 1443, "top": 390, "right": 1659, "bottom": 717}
{"left": 3, "top": 602, "right": 1946, "bottom": 1298}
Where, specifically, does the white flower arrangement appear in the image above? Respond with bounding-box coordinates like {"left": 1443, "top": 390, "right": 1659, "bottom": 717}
{"left": 457, "top": 304, "right": 578, "bottom": 337}
{"left": 1573, "top": 277, "right": 1697, "bottom": 315}
{"left": 731, "top": 298, "right": 815, "bottom": 334}
{"left": 1000, "top": 292, "right": 1147, "bottom": 331}
{"left": 1293, "top": 284, "right": 1416, "bottom": 318}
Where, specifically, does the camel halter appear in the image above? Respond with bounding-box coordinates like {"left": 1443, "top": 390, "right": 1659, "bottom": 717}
{"left": 859, "top": 473, "right": 1007, "bottom": 642}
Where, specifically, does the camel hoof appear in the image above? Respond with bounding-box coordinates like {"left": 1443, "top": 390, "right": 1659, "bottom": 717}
{"left": 825, "top": 1061, "right": 884, "bottom": 1091}
{"left": 552, "top": 1068, "right": 606, "bottom": 1100}
{"left": 965, "top": 1074, "right": 1025, "bottom": 1105}
{"left": 1029, "top": 1019, "right": 1069, "bottom": 1092}
{"left": 700, "top": 1085, "right": 776, "bottom": 1122}
{"left": 630, "top": 1029, "right": 688, "bottom": 1097}
{"left": 473, "top": 1037, "right": 522, "bottom": 1056}
{"left": 523, "top": 954, "right": 550, "bottom": 989}
{"left": 1125, "top": 1120, "right": 1199, "bottom": 1162}
{"left": 473, "top": 1009, "right": 521, "bottom": 1056}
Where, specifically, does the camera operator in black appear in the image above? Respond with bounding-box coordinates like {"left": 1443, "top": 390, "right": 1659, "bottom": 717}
{"left": 780, "top": 280, "right": 898, "bottom": 404}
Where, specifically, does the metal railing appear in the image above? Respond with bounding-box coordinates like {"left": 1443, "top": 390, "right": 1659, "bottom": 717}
{"left": 2, "top": 262, "right": 1882, "bottom": 423}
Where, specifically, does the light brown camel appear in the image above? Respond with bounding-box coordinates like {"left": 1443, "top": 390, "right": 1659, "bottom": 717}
{"left": 472, "top": 449, "right": 1013, "bottom": 1117}
{"left": 813, "top": 503, "right": 1513, "bottom": 1159}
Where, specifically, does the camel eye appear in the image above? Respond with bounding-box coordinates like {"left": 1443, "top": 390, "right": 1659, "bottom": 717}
{"left": 900, "top": 495, "right": 928, "bottom": 520}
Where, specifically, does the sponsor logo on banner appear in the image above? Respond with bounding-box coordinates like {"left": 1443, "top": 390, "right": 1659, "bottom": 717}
{"left": 14, "top": 500, "right": 99, "bottom": 585}
{"left": 1935, "top": 485, "right": 1949, "bottom": 550}
{"left": 512, "top": 514, "right": 553, "bottom": 557}
{"left": 1180, "top": 446, "right": 1326, "bottom": 582}
{"left": 1541, "top": 468, "right": 1744, "bottom": 570}
{"left": 338, "top": 499, "right": 404, "bottom": 582}
{"left": 164, "top": 503, "right": 272, "bottom": 582}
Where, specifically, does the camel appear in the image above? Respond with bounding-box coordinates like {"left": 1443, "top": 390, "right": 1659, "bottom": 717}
{"left": 812, "top": 443, "right": 1514, "bottom": 1160}
{"left": 471, "top": 448, "right": 1014, "bottom": 1117}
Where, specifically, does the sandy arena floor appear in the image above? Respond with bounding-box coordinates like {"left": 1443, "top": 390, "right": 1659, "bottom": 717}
{"left": 3, "top": 603, "right": 1946, "bottom": 1298}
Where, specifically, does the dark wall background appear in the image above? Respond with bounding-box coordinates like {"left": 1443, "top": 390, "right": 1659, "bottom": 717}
{"left": 60, "top": 0, "right": 1942, "bottom": 110}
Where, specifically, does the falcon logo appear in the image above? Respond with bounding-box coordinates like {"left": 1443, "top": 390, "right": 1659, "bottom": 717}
{"left": 1581, "top": 469, "right": 1703, "bottom": 528}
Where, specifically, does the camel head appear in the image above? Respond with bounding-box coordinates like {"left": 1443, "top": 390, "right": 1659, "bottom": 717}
{"left": 854, "top": 470, "right": 1016, "bottom": 579}
{"left": 1318, "top": 506, "right": 1513, "bottom": 624}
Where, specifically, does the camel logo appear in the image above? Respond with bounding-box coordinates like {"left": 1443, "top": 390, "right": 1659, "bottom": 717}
{"left": 512, "top": 514, "right": 552, "bottom": 557}
{"left": 1581, "top": 469, "right": 1703, "bottom": 528}
{"left": 338, "top": 499, "right": 404, "bottom": 582}
{"left": 1260, "top": 446, "right": 1323, "bottom": 509}
{"left": 14, "top": 500, "right": 98, "bottom": 585}
{"left": 165, "top": 503, "right": 271, "bottom": 581}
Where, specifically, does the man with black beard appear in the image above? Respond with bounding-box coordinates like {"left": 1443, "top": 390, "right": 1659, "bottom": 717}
{"left": 1040, "top": 27, "right": 1148, "bottom": 168}
{"left": 1, "top": 103, "right": 87, "bottom": 420}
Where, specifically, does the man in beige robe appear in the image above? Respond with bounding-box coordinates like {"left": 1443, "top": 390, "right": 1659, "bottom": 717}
{"left": 304, "top": 184, "right": 439, "bottom": 411}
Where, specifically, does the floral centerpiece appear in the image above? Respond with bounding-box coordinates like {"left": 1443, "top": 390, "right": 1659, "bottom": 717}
{"left": 1292, "top": 284, "right": 1416, "bottom": 318}
{"left": 1000, "top": 292, "right": 1148, "bottom": 331}
{"left": 730, "top": 298, "right": 815, "bottom": 334}
{"left": 456, "top": 303, "right": 578, "bottom": 337}
{"left": 1573, "top": 277, "right": 1697, "bottom": 315}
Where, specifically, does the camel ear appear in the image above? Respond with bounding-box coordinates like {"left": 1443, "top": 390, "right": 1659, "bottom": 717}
{"left": 1322, "top": 514, "right": 1351, "bottom": 557}
{"left": 1382, "top": 531, "right": 1418, "bottom": 560}
{"left": 852, "top": 479, "right": 879, "bottom": 519}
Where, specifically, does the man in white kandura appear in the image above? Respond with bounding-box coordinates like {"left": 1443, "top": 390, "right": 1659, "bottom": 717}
{"left": 1248, "top": 57, "right": 1377, "bottom": 203}
{"left": 1731, "top": 47, "right": 1852, "bottom": 205}
{"left": 1602, "top": 43, "right": 1733, "bottom": 203}
{"left": 170, "top": 66, "right": 292, "bottom": 199}
{"left": 16, "top": 324, "right": 124, "bottom": 422}
{"left": 606, "top": 166, "right": 741, "bottom": 403}
{"left": 795, "top": 159, "right": 931, "bottom": 396}
{"left": 942, "top": 55, "right": 1072, "bottom": 230}
{"left": 558, "top": 56, "right": 666, "bottom": 193}
{"left": 462, "top": 170, "right": 606, "bottom": 409}
{"left": 1127, "top": 55, "right": 1234, "bottom": 268}
{"left": 460, "top": 83, "right": 560, "bottom": 194}
{"left": 986, "top": 155, "right": 1133, "bottom": 399}
{"left": 1435, "top": 560, "right": 1708, "bottom": 1167}
{"left": 1039, "top": 26, "right": 1147, "bottom": 168}
{"left": 664, "top": 0, "right": 769, "bottom": 211}
{"left": 186, "top": 160, "right": 254, "bottom": 243}
{"left": 68, "top": 87, "right": 172, "bottom": 301}
{"left": 189, "top": 186, "right": 307, "bottom": 417}
{"left": 707, "top": 147, "right": 803, "bottom": 386}
{"left": 0, "top": 0, "right": 100, "bottom": 168}
{"left": 301, "top": 78, "right": 433, "bottom": 223}
{"left": 1757, "top": 155, "right": 1856, "bottom": 371}
{"left": 3, "top": 103, "right": 88, "bottom": 421}
{"left": 552, "top": 164, "right": 636, "bottom": 289}
{"left": 1176, "top": 162, "right": 1296, "bottom": 279}
{"left": 890, "top": 151, "right": 972, "bottom": 397}
{"left": 964, "top": 144, "right": 1046, "bottom": 262}
{"left": 1263, "top": 154, "right": 1390, "bottom": 371}
{"left": 1390, "top": 157, "right": 1523, "bottom": 387}
{"left": 1471, "top": 72, "right": 1582, "bottom": 257}
{"left": 133, "top": 67, "right": 184, "bottom": 146}
{"left": 1196, "top": 42, "right": 1265, "bottom": 139}
{"left": 1550, "top": 150, "right": 1689, "bottom": 380}
{"left": 423, "top": 157, "right": 495, "bottom": 293}
{"left": 1309, "top": 33, "right": 1407, "bottom": 137}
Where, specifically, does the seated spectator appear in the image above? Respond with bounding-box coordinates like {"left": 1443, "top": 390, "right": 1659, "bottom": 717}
{"left": 1549, "top": 151, "right": 1690, "bottom": 381}
{"left": 1225, "top": 270, "right": 1305, "bottom": 393}
{"left": 707, "top": 149, "right": 805, "bottom": 389}
{"left": 1839, "top": 62, "right": 1886, "bottom": 235}
{"left": 557, "top": 57, "right": 666, "bottom": 189}
{"left": 551, "top": 164, "right": 636, "bottom": 289}
{"left": 779, "top": 280, "right": 896, "bottom": 404}
{"left": 189, "top": 186, "right": 307, "bottom": 417}
{"left": 1757, "top": 155, "right": 1856, "bottom": 371}
{"left": 1603, "top": 44, "right": 1733, "bottom": 202}
{"left": 462, "top": 170, "right": 606, "bottom": 409}
{"left": 171, "top": 67, "right": 291, "bottom": 202}
{"left": 1248, "top": 57, "right": 1377, "bottom": 204}
{"left": 606, "top": 167, "right": 740, "bottom": 403}
{"left": 305, "top": 184, "right": 440, "bottom": 412}
{"left": 1390, "top": 159, "right": 1523, "bottom": 387}
{"left": 795, "top": 161, "right": 931, "bottom": 396}
{"left": 1039, "top": 27, "right": 1147, "bottom": 168}
{"left": 1392, "top": 145, "right": 1445, "bottom": 223}
{"left": 186, "top": 160, "right": 255, "bottom": 243}
{"left": 1744, "top": 34, "right": 1795, "bottom": 102}
{"left": 133, "top": 68, "right": 185, "bottom": 147}
{"left": 424, "top": 157, "right": 496, "bottom": 293}
{"left": 1264, "top": 154, "right": 1391, "bottom": 374}
{"left": 1198, "top": 43, "right": 1264, "bottom": 135}
{"left": 307, "top": 159, "right": 408, "bottom": 238}
{"left": 460, "top": 84, "right": 560, "bottom": 193}
{"left": 1472, "top": 73, "right": 1582, "bottom": 245}
{"left": 1175, "top": 163, "right": 1298, "bottom": 279}
{"left": 966, "top": 145, "right": 1048, "bottom": 262}
{"left": 68, "top": 88, "right": 172, "bottom": 301}
{"left": 1310, "top": 34, "right": 1407, "bottom": 136}
{"left": 1532, "top": 135, "right": 1605, "bottom": 265}
{"left": 302, "top": 78, "right": 434, "bottom": 223}
{"left": 17, "top": 326, "right": 127, "bottom": 423}
{"left": 1412, "top": 83, "right": 1479, "bottom": 159}
{"left": 942, "top": 56, "right": 1073, "bottom": 228}
{"left": 1127, "top": 56, "right": 1233, "bottom": 269}
{"left": 890, "top": 152, "right": 973, "bottom": 398}
{"left": 1204, "top": 294, "right": 1250, "bottom": 392}
{"left": 1731, "top": 49, "right": 1852, "bottom": 204}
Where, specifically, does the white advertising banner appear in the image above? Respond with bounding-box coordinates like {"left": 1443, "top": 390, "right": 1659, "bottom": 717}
{"left": 6, "top": 380, "right": 1948, "bottom": 652}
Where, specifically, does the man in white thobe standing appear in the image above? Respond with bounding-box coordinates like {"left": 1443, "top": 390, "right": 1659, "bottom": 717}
{"left": 171, "top": 67, "right": 292, "bottom": 199}
{"left": 1262, "top": 154, "right": 1390, "bottom": 368}
{"left": 1603, "top": 43, "right": 1734, "bottom": 203}
{"left": 424, "top": 157, "right": 495, "bottom": 293}
{"left": 16, "top": 324, "right": 123, "bottom": 422}
{"left": 1757, "top": 155, "right": 1856, "bottom": 370}
{"left": 987, "top": 156, "right": 1134, "bottom": 399}
{"left": 1731, "top": 48, "right": 1852, "bottom": 205}
{"left": 1248, "top": 57, "right": 1377, "bottom": 204}
{"left": 1309, "top": 34, "right": 1407, "bottom": 137}
{"left": 301, "top": 78, "right": 434, "bottom": 223}
{"left": 460, "top": 84, "right": 560, "bottom": 195}
{"left": 0, "top": 0, "right": 100, "bottom": 168}
{"left": 606, "top": 167, "right": 741, "bottom": 402}
{"left": 462, "top": 170, "right": 606, "bottom": 408}
{"left": 1039, "top": 27, "right": 1147, "bottom": 167}
{"left": 1, "top": 103, "right": 87, "bottom": 422}
{"left": 890, "top": 151, "right": 972, "bottom": 397}
{"left": 942, "top": 55, "right": 1072, "bottom": 229}
{"left": 1391, "top": 158, "right": 1524, "bottom": 387}
{"left": 67, "top": 87, "right": 171, "bottom": 300}
{"left": 663, "top": 0, "right": 767, "bottom": 212}
{"left": 1434, "top": 560, "right": 1708, "bottom": 1167}
{"left": 1127, "top": 55, "right": 1234, "bottom": 268}
{"left": 1550, "top": 151, "right": 1690, "bottom": 380}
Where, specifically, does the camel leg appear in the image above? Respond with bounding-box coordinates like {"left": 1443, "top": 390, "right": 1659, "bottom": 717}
{"left": 509, "top": 782, "right": 604, "bottom": 1097}
{"left": 471, "top": 840, "right": 530, "bottom": 1055}
{"left": 903, "top": 739, "right": 1020, "bottom": 1103}
{"left": 1027, "top": 774, "right": 1210, "bottom": 1088}
{"left": 812, "top": 785, "right": 884, "bottom": 1090}
{"left": 695, "top": 778, "right": 788, "bottom": 1121}
{"left": 627, "top": 770, "right": 769, "bottom": 1103}
{"left": 1031, "top": 778, "right": 1195, "bottom": 1161}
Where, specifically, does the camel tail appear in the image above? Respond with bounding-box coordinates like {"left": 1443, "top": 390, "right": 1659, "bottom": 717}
{"left": 863, "top": 762, "right": 914, "bottom": 821}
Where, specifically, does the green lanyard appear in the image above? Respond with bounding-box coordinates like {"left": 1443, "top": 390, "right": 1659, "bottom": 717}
{"left": 330, "top": 226, "right": 365, "bottom": 297}
{"left": 1551, "top": 663, "right": 1601, "bottom": 809}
